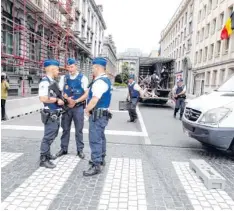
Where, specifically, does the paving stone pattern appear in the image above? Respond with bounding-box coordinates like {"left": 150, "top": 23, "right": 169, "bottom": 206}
{"left": 1, "top": 152, "right": 23, "bottom": 168}
{"left": 1, "top": 156, "right": 79, "bottom": 210}
{"left": 173, "top": 162, "right": 234, "bottom": 210}
{"left": 1, "top": 136, "right": 234, "bottom": 210}
{"left": 98, "top": 158, "right": 147, "bottom": 210}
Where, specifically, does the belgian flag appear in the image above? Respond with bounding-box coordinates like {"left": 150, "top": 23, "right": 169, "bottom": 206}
{"left": 221, "top": 11, "right": 234, "bottom": 40}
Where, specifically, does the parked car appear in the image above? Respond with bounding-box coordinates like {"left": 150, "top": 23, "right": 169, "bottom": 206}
{"left": 182, "top": 74, "right": 234, "bottom": 153}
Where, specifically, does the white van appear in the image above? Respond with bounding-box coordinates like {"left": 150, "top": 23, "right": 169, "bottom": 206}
{"left": 182, "top": 74, "right": 234, "bottom": 153}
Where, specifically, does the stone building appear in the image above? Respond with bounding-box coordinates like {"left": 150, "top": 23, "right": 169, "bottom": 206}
{"left": 160, "top": 0, "right": 234, "bottom": 96}
{"left": 100, "top": 35, "right": 117, "bottom": 83}
{"left": 1, "top": 0, "right": 106, "bottom": 96}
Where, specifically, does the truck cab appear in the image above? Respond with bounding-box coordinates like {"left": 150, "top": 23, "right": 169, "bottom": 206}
{"left": 182, "top": 75, "right": 234, "bottom": 153}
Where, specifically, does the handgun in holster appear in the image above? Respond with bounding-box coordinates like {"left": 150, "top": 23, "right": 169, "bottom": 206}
{"left": 40, "top": 110, "right": 50, "bottom": 124}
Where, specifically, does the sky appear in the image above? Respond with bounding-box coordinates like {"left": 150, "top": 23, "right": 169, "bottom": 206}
{"left": 95, "top": 0, "right": 182, "bottom": 55}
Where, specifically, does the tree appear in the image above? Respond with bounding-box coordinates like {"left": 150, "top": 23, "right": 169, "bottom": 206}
{"left": 115, "top": 74, "right": 122, "bottom": 83}
{"left": 120, "top": 63, "right": 130, "bottom": 84}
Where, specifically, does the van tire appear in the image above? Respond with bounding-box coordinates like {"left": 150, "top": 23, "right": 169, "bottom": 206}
{"left": 230, "top": 138, "right": 234, "bottom": 154}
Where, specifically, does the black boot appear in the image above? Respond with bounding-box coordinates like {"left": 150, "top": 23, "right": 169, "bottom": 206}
{"left": 56, "top": 149, "right": 67, "bottom": 158}
{"left": 77, "top": 151, "right": 85, "bottom": 159}
{"left": 83, "top": 164, "right": 101, "bottom": 176}
{"left": 40, "top": 155, "right": 56, "bottom": 169}
{"left": 179, "top": 115, "right": 183, "bottom": 120}
{"left": 89, "top": 158, "right": 106, "bottom": 166}
{"left": 127, "top": 119, "right": 134, "bottom": 122}
{"left": 48, "top": 154, "right": 57, "bottom": 160}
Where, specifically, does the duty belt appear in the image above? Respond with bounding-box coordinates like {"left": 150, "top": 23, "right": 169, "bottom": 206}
{"left": 90, "top": 108, "right": 112, "bottom": 122}
{"left": 43, "top": 109, "right": 62, "bottom": 120}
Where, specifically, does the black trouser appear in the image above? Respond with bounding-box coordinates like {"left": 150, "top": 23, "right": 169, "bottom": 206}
{"left": 128, "top": 98, "right": 138, "bottom": 120}
{"left": 174, "top": 98, "right": 185, "bottom": 117}
{"left": 1, "top": 99, "right": 6, "bottom": 120}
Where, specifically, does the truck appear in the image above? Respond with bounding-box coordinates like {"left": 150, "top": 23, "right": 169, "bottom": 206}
{"left": 137, "top": 57, "right": 175, "bottom": 105}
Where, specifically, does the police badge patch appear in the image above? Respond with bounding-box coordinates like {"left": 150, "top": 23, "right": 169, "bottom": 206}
{"left": 65, "top": 85, "right": 69, "bottom": 90}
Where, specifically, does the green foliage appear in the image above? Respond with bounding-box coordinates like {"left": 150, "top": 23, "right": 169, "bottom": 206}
{"left": 114, "top": 82, "right": 127, "bottom": 87}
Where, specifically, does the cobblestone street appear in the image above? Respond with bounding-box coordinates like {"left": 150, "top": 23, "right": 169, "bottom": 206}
{"left": 1, "top": 89, "right": 234, "bottom": 210}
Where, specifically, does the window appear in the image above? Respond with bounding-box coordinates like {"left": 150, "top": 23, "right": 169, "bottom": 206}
{"left": 195, "top": 51, "right": 198, "bottom": 64}
{"left": 201, "top": 28, "right": 204, "bottom": 41}
{"left": 219, "top": 69, "right": 225, "bottom": 84}
{"left": 206, "top": 71, "right": 211, "bottom": 85}
{"left": 211, "top": 18, "right": 216, "bottom": 35}
{"left": 216, "top": 40, "right": 221, "bottom": 56}
{"left": 219, "top": 13, "right": 224, "bottom": 30}
{"left": 198, "top": 10, "right": 201, "bottom": 22}
{"left": 209, "top": 43, "right": 214, "bottom": 59}
{"left": 196, "top": 31, "right": 200, "bottom": 43}
{"left": 183, "top": 44, "right": 185, "bottom": 55}
{"left": 188, "top": 39, "right": 192, "bottom": 50}
{"left": 213, "top": 0, "right": 218, "bottom": 9}
{"left": 204, "top": 46, "right": 208, "bottom": 61}
{"left": 212, "top": 70, "right": 217, "bottom": 86}
{"left": 189, "top": 21, "right": 193, "bottom": 34}
{"left": 184, "top": 28, "right": 186, "bottom": 39}
{"left": 185, "top": 12, "right": 187, "bottom": 24}
{"left": 223, "top": 38, "right": 230, "bottom": 53}
{"left": 205, "top": 23, "right": 210, "bottom": 38}
{"left": 208, "top": 0, "right": 212, "bottom": 13}
{"left": 199, "top": 49, "right": 202, "bottom": 63}
{"left": 190, "top": 3, "right": 193, "bottom": 17}
{"left": 203, "top": 5, "right": 207, "bottom": 19}
{"left": 181, "top": 17, "right": 184, "bottom": 28}
{"left": 82, "top": 0, "right": 86, "bottom": 16}
{"left": 229, "top": 6, "right": 233, "bottom": 16}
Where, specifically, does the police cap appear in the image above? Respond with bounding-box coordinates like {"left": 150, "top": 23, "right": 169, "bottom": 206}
{"left": 44, "top": 59, "right": 60, "bottom": 68}
{"left": 67, "top": 58, "right": 77, "bottom": 65}
{"left": 92, "top": 57, "right": 107, "bottom": 67}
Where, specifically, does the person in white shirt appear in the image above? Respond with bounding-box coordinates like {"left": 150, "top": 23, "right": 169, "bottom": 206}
{"left": 56, "top": 58, "right": 89, "bottom": 159}
{"left": 83, "top": 57, "right": 112, "bottom": 176}
{"left": 38, "top": 59, "right": 64, "bottom": 169}
{"left": 126, "top": 74, "right": 143, "bottom": 122}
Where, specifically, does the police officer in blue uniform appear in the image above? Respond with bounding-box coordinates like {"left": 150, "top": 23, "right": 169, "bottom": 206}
{"left": 83, "top": 57, "right": 112, "bottom": 177}
{"left": 56, "top": 58, "right": 88, "bottom": 159}
{"left": 126, "top": 74, "right": 143, "bottom": 123}
{"left": 39, "top": 59, "right": 64, "bottom": 168}
{"left": 173, "top": 78, "right": 186, "bottom": 120}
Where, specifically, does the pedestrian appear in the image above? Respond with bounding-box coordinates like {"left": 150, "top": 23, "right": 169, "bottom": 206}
{"left": 173, "top": 78, "right": 186, "bottom": 120}
{"left": 126, "top": 74, "right": 143, "bottom": 123}
{"left": 83, "top": 57, "right": 112, "bottom": 176}
{"left": 56, "top": 58, "right": 88, "bottom": 159}
{"left": 39, "top": 59, "right": 64, "bottom": 168}
{"left": 1, "top": 73, "right": 10, "bottom": 121}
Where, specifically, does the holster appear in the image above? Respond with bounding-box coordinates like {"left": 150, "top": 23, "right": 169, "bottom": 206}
{"left": 40, "top": 110, "right": 50, "bottom": 124}
{"left": 90, "top": 109, "right": 112, "bottom": 122}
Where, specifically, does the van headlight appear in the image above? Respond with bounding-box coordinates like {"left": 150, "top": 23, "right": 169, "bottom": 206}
{"left": 199, "top": 107, "right": 231, "bottom": 125}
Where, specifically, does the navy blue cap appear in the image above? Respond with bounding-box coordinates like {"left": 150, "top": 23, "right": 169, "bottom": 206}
{"left": 129, "top": 74, "right": 135, "bottom": 79}
{"left": 44, "top": 59, "right": 60, "bottom": 67}
{"left": 92, "top": 57, "right": 107, "bottom": 67}
{"left": 67, "top": 58, "right": 77, "bottom": 65}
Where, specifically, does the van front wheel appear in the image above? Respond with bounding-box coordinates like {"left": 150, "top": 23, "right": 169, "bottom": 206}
{"left": 231, "top": 138, "right": 234, "bottom": 154}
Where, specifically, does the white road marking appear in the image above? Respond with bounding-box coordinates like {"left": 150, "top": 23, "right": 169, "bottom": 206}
{"left": 110, "top": 110, "right": 128, "bottom": 113}
{"left": 136, "top": 107, "right": 151, "bottom": 145}
{"left": 1, "top": 125, "right": 146, "bottom": 137}
{"left": 173, "top": 162, "right": 234, "bottom": 210}
{"left": 1, "top": 152, "right": 23, "bottom": 168}
{"left": 8, "top": 96, "right": 38, "bottom": 102}
{"left": 98, "top": 158, "right": 147, "bottom": 210}
{"left": 1, "top": 155, "right": 80, "bottom": 210}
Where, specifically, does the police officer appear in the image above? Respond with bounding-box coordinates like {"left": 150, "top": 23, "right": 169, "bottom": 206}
{"left": 173, "top": 78, "right": 186, "bottom": 120}
{"left": 126, "top": 74, "right": 143, "bottom": 123}
{"left": 83, "top": 57, "right": 112, "bottom": 177}
{"left": 56, "top": 58, "right": 88, "bottom": 159}
{"left": 39, "top": 59, "right": 64, "bottom": 168}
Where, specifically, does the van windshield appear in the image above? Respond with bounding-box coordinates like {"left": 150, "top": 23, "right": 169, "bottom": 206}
{"left": 217, "top": 75, "right": 234, "bottom": 92}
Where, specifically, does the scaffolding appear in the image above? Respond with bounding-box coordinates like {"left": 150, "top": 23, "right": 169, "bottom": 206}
{"left": 1, "top": 0, "right": 82, "bottom": 95}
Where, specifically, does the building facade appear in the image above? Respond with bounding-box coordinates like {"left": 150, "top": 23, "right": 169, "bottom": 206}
{"left": 160, "top": 0, "right": 234, "bottom": 96}
{"left": 100, "top": 35, "right": 117, "bottom": 83}
{"left": 160, "top": 0, "right": 195, "bottom": 94}
{"left": 1, "top": 0, "right": 106, "bottom": 96}
{"left": 117, "top": 49, "right": 142, "bottom": 77}
{"left": 192, "top": 0, "right": 234, "bottom": 96}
